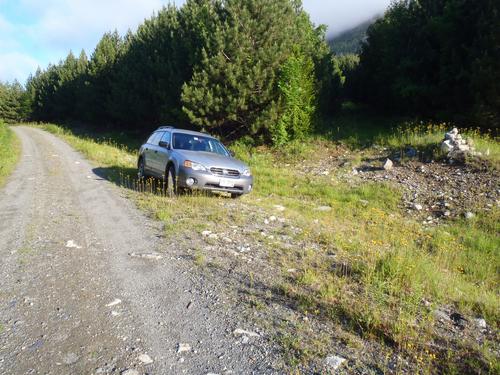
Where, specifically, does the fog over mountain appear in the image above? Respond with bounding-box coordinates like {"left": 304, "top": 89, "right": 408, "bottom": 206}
{"left": 302, "top": 0, "right": 390, "bottom": 36}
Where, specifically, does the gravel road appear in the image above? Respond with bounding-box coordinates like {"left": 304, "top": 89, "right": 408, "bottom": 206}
{"left": 0, "top": 127, "right": 279, "bottom": 375}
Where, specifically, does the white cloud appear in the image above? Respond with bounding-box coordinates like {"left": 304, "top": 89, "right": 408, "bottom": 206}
{"left": 0, "top": 52, "right": 39, "bottom": 82}
{"left": 303, "top": 0, "right": 391, "bottom": 36}
{"left": 1, "top": 0, "right": 169, "bottom": 81}
{"left": 22, "top": 0, "right": 166, "bottom": 52}
{"left": 0, "top": 13, "right": 13, "bottom": 32}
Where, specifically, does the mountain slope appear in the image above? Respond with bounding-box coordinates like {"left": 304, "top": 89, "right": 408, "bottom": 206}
{"left": 328, "top": 17, "right": 378, "bottom": 55}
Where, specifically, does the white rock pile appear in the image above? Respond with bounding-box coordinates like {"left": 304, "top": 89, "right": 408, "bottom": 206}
{"left": 441, "top": 128, "right": 480, "bottom": 161}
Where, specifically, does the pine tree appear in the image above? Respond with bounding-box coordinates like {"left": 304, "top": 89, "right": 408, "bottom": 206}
{"left": 0, "top": 81, "right": 25, "bottom": 122}
{"left": 84, "top": 31, "right": 123, "bottom": 123}
{"left": 273, "top": 52, "right": 316, "bottom": 145}
{"left": 181, "top": 0, "right": 323, "bottom": 139}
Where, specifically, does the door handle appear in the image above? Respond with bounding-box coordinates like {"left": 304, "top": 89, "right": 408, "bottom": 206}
{"left": 145, "top": 147, "right": 149, "bottom": 151}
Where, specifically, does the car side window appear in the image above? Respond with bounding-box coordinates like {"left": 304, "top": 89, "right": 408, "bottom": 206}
{"left": 146, "top": 132, "right": 156, "bottom": 144}
{"left": 150, "top": 132, "right": 164, "bottom": 146}
{"left": 160, "top": 131, "right": 171, "bottom": 145}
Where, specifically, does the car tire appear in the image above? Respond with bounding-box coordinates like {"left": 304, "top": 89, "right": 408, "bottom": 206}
{"left": 166, "top": 166, "right": 177, "bottom": 197}
{"left": 230, "top": 193, "right": 242, "bottom": 199}
{"left": 138, "top": 158, "right": 147, "bottom": 179}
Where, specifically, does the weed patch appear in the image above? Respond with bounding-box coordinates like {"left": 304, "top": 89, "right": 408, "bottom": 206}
{"left": 0, "top": 121, "right": 21, "bottom": 186}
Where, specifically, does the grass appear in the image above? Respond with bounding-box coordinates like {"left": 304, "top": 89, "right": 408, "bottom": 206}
{"left": 28, "top": 120, "right": 499, "bottom": 372}
{"left": 0, "top": 120, "right": 21, "bottom": 186}
{"left": 318, "top": 112, "right": 500, "bottom": 166}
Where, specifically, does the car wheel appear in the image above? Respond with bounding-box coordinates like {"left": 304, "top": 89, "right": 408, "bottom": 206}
{"left": 138, "top": 158, "right": 146, "bottom": 179}
{"left": 230, "top": 193, "right": 242, "bottom": 199}
{"left": 166, "top": 166, "right": 177, "bottom": 197}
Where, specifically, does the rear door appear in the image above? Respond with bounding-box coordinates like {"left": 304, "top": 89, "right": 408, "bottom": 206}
{"left": 145, "top": 131, "right": 164, "bottom": 175}
{"left": 155, "top": 131, "right": 171, "bottom": 176}
{"left": 143, "top": 132, "right": 159, "bottom": 173}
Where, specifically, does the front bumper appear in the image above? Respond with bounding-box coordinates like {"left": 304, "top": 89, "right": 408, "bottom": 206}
{"left": 177, "top": 167, "right": 253, "bottom": 195}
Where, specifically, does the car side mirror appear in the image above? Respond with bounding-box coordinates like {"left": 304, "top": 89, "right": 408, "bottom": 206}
{"left": 159, "top": 141, "right": 170, "bottom": 149}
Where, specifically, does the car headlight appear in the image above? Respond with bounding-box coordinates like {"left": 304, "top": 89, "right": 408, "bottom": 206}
{"left": 242, "top": 169, "right": 251, "bottom": 177}
{"left": 184, "top": 160, "right": 208, "bottom": 171}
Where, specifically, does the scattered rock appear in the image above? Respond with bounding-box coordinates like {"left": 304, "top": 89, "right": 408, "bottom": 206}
{"left": 383, "top": 159, "right": 394, "bottom": 171}
{"left": 129, "top": 252, "right": 163, "bottom": 260}
{"left": 421, "top": 299, "right": 432, "bottom": 308}
{"left": 208, "top": 233, "right": 218, "bottom": 240}
{"left": 442, "top": 128, "right": 476, "bottom": 161}
{"left": 273, "top": 205, "right": 286, "bottom": 211}
{"left": 121, "top": 370, "right": 139, "bottom": 375}
{"left": 413, "top": 203, "right": 423, "bottom": 211}
{"left": 138, "top": 354, "right": 153, "bottom": 365}
{"left": 177, "top": 343, "right": 191, "bottom": 353}
{"left": 465, "top": 212, "right": 474, "bottom": 220}
{"left": 325, "top": 355, "right": 347, "bottom": 371}
{"left": 65, "top": 240, "right": 82, "bottom": 249}
{"left": 450, "top": 312, "right": 468, "bottom": 328}
{"left": 201, "top": 230, "right": 212, "bottom": 237}
{"left": 106, "top": 298, "right": 122, "bottom": 307}
{"left": 237, "top": 246, "right": 250, "bottom": 253}
{"left": 316, "top": 206, "right": 332, "bottom": 212}
{"left": 233, "top": 328, "right": 260, "bottom": 337}
{"left": 475, "top": 318, "right": 487, "bottom": 329}
{"left": 445, "top": 128, "right": 459, "bottom": 141}
{"left": 63, "top": 352, "right": 79, "bottom": 365}
{"left": 434, "top": 309, "right": 451, "bottom": 322}
{"left": 407, "top": 148, "right": 418, "bottom": 158}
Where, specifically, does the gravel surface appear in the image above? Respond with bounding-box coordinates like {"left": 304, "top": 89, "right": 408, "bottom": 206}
{"left": 0, "top": 127, "right": 281, "bottom": 375}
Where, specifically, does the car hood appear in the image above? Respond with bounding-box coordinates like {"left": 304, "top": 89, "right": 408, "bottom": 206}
{"left": 175, "top": 150, "right": 248, "bottom": 171}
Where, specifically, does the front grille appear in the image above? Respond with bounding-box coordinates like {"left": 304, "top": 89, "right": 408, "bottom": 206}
{"left": 210, "top": 167, "right": 240, "bottom": 177}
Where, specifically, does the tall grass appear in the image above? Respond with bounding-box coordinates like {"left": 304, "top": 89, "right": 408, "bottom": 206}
{"left": 0, "top": 120, "right": 20, "bottom": 186}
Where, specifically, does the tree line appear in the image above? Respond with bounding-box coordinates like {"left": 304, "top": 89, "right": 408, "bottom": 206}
{"left": 22, "top": 0, "right": 344, "bottom": 145}
{"left": 356, "top": 0, "right": 500, "bottom": 130}
{"left": 1, "top": 0, "right": 498, "bottom": 143}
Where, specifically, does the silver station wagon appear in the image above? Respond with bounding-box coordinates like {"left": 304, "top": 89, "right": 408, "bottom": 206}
{"left": 137, "top": 126, "right": 253, "bottom": 198}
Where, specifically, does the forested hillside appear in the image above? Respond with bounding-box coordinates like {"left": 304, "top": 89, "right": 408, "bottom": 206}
{"left": 1, "top": 0, "right": 499, "bottom": 140}
{"left": 328, "top": 17, "right": 375, "bottom": 55}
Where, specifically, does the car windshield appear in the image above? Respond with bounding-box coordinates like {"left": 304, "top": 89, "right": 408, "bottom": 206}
{"left": 172, "top": 133, "right": 229, "bottom": 156}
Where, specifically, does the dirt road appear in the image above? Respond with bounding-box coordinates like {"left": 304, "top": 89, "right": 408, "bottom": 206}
{"left": 0, "top": 127, "right": 278, "bottom": 375}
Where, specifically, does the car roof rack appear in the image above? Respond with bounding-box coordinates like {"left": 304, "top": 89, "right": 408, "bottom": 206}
{"left": 157, "top": 126, "right": 174, "bottom": 130}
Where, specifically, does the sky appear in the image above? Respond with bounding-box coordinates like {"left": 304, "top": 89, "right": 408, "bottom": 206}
{"left": 0, "top": 0, "right": 391, "bottom": 83}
